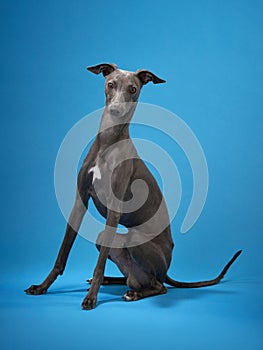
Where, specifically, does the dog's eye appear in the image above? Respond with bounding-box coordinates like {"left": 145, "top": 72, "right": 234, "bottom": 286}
{"left": 129, "top": 86, "right": 137, "bottom": 94}
{"left": 108, "top": 82, "right": 114, "bottom": 89}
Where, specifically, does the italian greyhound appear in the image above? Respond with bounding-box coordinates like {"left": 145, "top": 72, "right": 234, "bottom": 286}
{"left": 25, "top": 63, "right": 242, "bottom": 310}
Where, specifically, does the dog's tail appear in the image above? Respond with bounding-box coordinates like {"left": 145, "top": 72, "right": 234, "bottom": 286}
{"left": 165, "top": 250, "right": 242, "bottom": 288}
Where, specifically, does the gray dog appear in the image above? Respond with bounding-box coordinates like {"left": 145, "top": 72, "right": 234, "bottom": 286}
{"left": 25, "top": 63, "right": 241, "bottom": 310}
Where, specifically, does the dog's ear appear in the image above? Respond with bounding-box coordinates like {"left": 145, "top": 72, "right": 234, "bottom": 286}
{"left": 87, "top": 63, "right": 118, "bottom": 77}
{"left": 136, "top": 70, "right": 166, "bottom": 85}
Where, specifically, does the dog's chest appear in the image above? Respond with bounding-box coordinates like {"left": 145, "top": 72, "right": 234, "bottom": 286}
{"left": 88, "top": 164, "right": 102, "bottom": 184}
{"left": 88, "top": 157, "right": 112, "bottom": 187}
{"left": 88, "top": 140, "right": 137, "bottom": 186}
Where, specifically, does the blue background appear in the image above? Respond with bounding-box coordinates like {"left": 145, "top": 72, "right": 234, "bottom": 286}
{"left": 0, "top": 0, "right": 262, "bottom": 349}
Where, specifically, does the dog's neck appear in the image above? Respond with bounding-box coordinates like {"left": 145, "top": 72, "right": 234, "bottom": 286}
{"left": 96, "top": 106, "right": 136, "bottom": 149}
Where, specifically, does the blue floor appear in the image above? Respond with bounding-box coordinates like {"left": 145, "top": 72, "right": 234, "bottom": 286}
{"left": 1, "top": 268, "right": 262, "bottom": 350}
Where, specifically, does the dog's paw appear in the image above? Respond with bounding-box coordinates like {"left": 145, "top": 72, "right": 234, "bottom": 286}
{"left": 123, "top": 290, "right": 141, "bottom": 301}
{"left": 24, "top": 285, "right": 47, "bottom": 295}
{"left": 81, "top": 296, "right": 97, "bottom": 310}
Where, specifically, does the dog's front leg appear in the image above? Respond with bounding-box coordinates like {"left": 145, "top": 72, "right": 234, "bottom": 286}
{"left": 25, "top": 190, "right": 89, "bottom": 295}
{"left": 82, "top": 157, "right": 133, "bottom": 310}
{"left": 81, "top": 209, "right": 121, "bottom": 310}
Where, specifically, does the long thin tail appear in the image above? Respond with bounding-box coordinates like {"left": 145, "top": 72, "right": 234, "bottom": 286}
{"left": 165, "top": 250, "right": 242, "bottom": 288}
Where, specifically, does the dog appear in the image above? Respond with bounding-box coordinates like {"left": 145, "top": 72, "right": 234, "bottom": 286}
{"left": 25, "top": 63, "right": 241, "bottom": 310}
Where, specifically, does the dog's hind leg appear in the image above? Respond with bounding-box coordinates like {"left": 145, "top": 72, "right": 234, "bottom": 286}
{"left": 87, "top": 276, "right": 127, "bottom": 285}
{"left": 123, "top": 281, "right": 167, "bottom": 301}
{"left": 121, "top": 229, "right": 173, "bottom": 301}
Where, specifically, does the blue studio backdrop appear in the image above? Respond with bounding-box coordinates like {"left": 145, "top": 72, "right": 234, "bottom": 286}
{"left": 0, "top": 1, "right": 262, "bottom": 350}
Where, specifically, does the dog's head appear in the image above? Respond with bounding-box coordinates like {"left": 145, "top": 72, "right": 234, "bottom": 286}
{"left": 87, "top": 63, "right": 165, "bottom": 119}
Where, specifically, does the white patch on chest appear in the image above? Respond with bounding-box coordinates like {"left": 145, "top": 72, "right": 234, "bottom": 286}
{"left": 88, "top": 165, "right": 102, "bottom": 184}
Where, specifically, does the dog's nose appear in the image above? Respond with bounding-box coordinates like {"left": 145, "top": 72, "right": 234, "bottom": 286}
{"left": 109, "top": 107, "right": 120, "bottom": 116}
